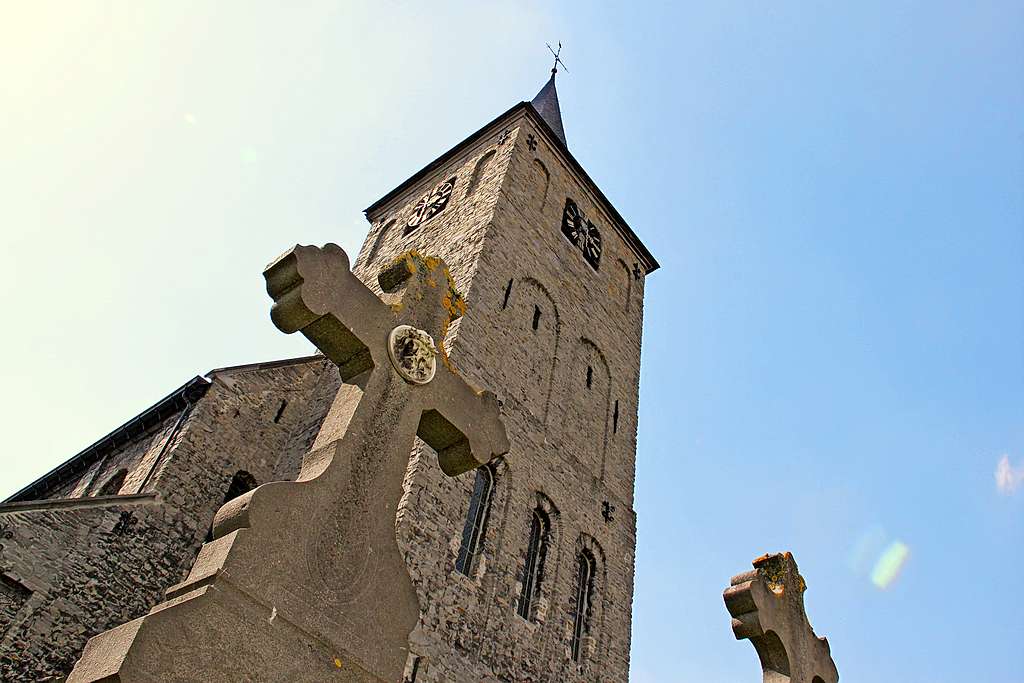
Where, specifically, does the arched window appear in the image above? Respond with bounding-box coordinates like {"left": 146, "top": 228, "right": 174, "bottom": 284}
{"left": 531, "top": 158, "right": 550, "bottom": 212}
{"left": 517, "top": 507, "right": 550, "bottom": 620}
{"left": 206, "top": 471, "right": 260, "bottom": 541}
{"left": 224, "top": 471, "right": 259, "bottom": 503}
{"left": 455, "top": 465, "right": 495, "bottom": 576}
{"left": 365, "top": 219, "right": 395, "bottom": 266}
{"left": 465, "top": 150, "right": 496, "bottom": 197}
{"left": 571, "top": 551, "right": 597, "bottom": 662}
{"left": 96, "top": 469, "right": 127, "bottom": 497}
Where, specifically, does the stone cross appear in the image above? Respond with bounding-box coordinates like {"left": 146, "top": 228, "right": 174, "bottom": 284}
{"left": 70, "top": 244, "right": 509, "bottom": 683}
{"left": 723, "top": 552, "right": 839, "bottom": 683}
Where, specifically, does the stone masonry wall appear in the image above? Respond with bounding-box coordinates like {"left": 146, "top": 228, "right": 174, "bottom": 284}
{"left": 0, "top": 357, "right": 337, "bottom": 680}
{"left": 354, "top": 108, "right": 650, "bottom": 683}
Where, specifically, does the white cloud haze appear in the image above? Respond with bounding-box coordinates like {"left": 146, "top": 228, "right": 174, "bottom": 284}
{"left": 995, "top": 455, "right": 1024, "bottom": 495}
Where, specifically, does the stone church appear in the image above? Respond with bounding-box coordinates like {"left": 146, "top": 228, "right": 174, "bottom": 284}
{"left": 1, "top": 71, "right": 656, "bottom": 682}
{"left": 0, "top": 69, "right": 837, "bottom": 682}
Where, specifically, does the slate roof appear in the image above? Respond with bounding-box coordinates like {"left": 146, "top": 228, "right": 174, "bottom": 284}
{"left": 4, "top": 376, "right": 211, "bottom": 503}
{"left": 530, "top": 72, "right": 566, "bottom": 147}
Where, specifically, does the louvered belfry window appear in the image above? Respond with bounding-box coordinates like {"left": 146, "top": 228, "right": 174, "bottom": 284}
{"left": 517, "top": 508, "right": 550, "bottom": 619}
{"left": 455, "top": 465, "right": 495, "bottom": 576}
{"left": 571, "top": 552, "right": 596, "bottom": 662}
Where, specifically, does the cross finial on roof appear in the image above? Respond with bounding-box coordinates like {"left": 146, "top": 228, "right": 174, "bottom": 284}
{"left": 533, "top": 43, "right": 568, "bottom": 146}
{"left": 546, "top": 41, "right": 568, "bottom": 75}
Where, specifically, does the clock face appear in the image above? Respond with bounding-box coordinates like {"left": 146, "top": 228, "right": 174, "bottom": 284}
{"left": 561, "top": 198, "right": 602, "bottom": 270}
{"left": 577, "top": 221, "right": 602, "bottom": 268}
{"left": 406, "top": 177, "right": 457, "bottom": 233}
{"left": 563, "top": 200, "right": 583, "bottom": 235}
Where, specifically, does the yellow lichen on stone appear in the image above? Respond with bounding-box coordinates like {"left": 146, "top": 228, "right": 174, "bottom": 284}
{"left": 755, "top": 553, "right": 789, "bottom": 597}
{"left": 403, "top": 252, "right": 419, "bottom": 273}
{"left": 381, "top": 249, "right": 469, "bottom": 377}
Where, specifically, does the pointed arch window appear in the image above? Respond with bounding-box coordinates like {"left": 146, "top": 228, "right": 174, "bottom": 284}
{"left": 455, "top": 465, "right": 495, "bottom": 576}
{"left": 571, "top": 551, "right": 597, "bottom": 662}
{"left": 517, "top": 507, "right": 550, "bottom": 620}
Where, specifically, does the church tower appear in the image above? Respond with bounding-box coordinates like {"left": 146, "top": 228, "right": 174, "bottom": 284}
{"left": 0, "top": 70, "right": 657, "bottom": 683}
{"left": 348, "top": 71, "right": 658, "bottom": 681}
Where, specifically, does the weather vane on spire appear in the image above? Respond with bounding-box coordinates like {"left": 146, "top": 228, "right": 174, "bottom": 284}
{"left": 546, "top": 42, "right": 568, "bottom": 75}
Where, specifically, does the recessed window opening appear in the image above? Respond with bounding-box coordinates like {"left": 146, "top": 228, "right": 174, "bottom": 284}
{"left": 502, "top": 279, "right": 514, "bottom": 309}
{"left": 273, "top": 399, "right": 288, "bottom": 423}
{"left": 224, "top": 471, "right": 258, "bottom": 503}
{"left": 571, "top": 551, "right": 596, "bottom": 662}
{"left": 96, "top": 469, "right": 128, "bottom": 497}
{"left": 586, "top": 366, "right": 593, "bottom": 389}
{"left": 532, "top": 305, "right": 542, "bottom": 331}
{"left": 518, "top": 508, "right": 550, "bottom": 620}
{"left": 465, "top": 150, "right": 496, "bottom": 197}
{"left": 207, "top": 471, "right": 260, "bottom": 541}
{"left": 366, "top": 219, "right": 395, "bottom": 265}
{"left": 612, "top": 400, "right": 619, "bottom": 433}
{"left": 455, "top": 465, "right": 495, "bottom": 576}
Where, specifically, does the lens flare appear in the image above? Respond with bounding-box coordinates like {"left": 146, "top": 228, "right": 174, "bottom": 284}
{"left": 870, "top": 541, "right": 910, "bottom": 589}
{"left": 848, "top": 526, "right": 887, "bottom": 576}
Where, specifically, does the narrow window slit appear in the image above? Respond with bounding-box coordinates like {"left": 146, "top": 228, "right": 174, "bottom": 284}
{"left": 586, "top": 366, "right": 593, "bottom": 389}
{"left": 532, "top": 305, "right": 542, "bottom": 331}
{"left": 502, "top": 279, "right": 514, "bottom": 309}
{"left": 613, "top": 400, "right": 619, "bottom": 433}
{"left": 273, "top": 399, "right": 288, "bottom": 423}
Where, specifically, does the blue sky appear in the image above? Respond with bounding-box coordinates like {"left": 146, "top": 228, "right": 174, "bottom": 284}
{"left": 1, "top": 2, "right": 1021, "bottom": 681}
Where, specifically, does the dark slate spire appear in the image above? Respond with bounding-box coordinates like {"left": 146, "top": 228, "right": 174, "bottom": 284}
{"left": 530, "top": 71, "right": 567, "bottom": 147}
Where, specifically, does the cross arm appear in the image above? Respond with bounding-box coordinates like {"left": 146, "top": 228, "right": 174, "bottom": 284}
{"left": 264, "top": 244, "right": 395, "bottom": 380}
{"left": 415, "top": 368, "right": 510, "bottom": 477}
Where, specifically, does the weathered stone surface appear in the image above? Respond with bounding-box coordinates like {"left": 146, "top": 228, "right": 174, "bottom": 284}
{"left": 723, "top": 552, "right": 839, "bottom": 683}
{"left": 0, "top": 358, "right": 336, "bottom": 681}
{"left": 8, "top": 92, "right": 659, "bottom": 683}
{"left": 68, "top": 245, "right": 509, "bottom": 682}
{"left": 343, "top": 104, "right": 653, "bottom": 682}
